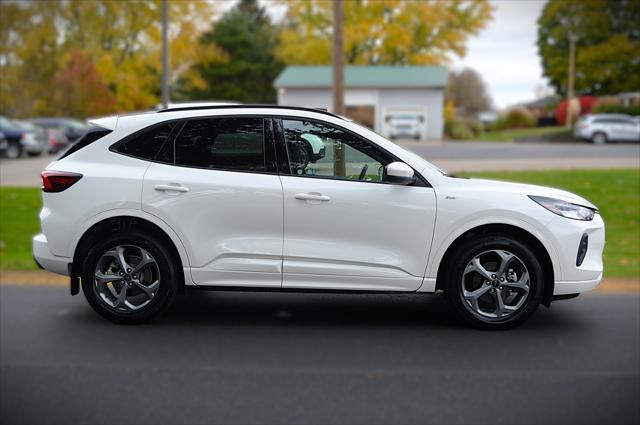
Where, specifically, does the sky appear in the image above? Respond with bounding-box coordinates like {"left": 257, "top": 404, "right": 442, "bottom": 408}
{"left": 451, "top": 0, "right": 551, "bottom": 109}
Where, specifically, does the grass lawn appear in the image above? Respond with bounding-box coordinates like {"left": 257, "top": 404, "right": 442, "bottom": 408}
{"left": 479, "top": 126, "right": 571, "bottom": 142}
{"left": 0, "top": 187, "right": 42, "bottom": 270}
{"left": 466, "top": 169, "right": 639, "bottom": 278}
{"left": 1, "top": 168, "right": 638, "bottom": 278}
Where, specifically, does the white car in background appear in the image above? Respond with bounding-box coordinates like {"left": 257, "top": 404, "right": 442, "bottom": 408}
{"left": 33, "top": 105, "right": 604, "bottom": 329}
{"left": 575, "top": 114, "right": 640, "bottom": 144}
{"left": 388, "top": 114, "right": 423, "bottom": 140}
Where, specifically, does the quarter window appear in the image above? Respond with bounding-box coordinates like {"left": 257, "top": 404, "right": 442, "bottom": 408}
{"left": 281, "top": 119, "right": 393, "bottom": 182}
{"left": 174, "top": 118, "right": 265, "bottom": 172}
{"left": 116, "top": 122, "right": 177, "bottom": 163}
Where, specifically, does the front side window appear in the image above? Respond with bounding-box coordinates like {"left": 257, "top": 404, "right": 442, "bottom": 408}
{"left": 174, "top": 118, "right": 265, "bottom": 172}
{"left": 116, "top": 122, "right": 178, "bottom": 162}
{"left": 282, "top": 119, "right": 393, "bottom": 182}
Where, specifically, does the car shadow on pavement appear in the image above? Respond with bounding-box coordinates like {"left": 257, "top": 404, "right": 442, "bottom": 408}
{"left": 130, "top": 290, "right": 588, "bottom": 331}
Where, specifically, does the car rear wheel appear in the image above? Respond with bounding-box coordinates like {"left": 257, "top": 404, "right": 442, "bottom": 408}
{"left": 443, "top": 235, "right": 545, "bottom": 329}
{"left": 81, "top": 231, "right": 178, "bottom": 324}
{"left": 591, "top": 132, "right": 607, "bottom": 145}
{"left": 5, "top": 141, "right": 22, "bottom": 159}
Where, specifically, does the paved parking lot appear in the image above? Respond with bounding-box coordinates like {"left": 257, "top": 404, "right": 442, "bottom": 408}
{"left": 0, "top": 285, "right": 638, "bottom": 424}
{"left": 1, "top": 141, "right": 638, "bottom": 186}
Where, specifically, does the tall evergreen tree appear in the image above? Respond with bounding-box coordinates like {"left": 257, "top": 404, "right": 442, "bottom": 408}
{"left": 178, "top": 0, "right": 283, "bottom": 103}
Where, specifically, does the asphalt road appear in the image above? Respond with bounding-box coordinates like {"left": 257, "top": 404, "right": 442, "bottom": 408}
{"left": 1, "top": 285, "right": 638, "bottom": 424}
{"left": 1, "top": 141, "right": 639, "bottom": 186}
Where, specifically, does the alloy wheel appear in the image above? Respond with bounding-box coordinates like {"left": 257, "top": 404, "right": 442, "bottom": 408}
{"left": 460, "top": 249, "right": 530, "bottom": 320}
{"left": 93, "top": 245, "right": 161, "bottom": 312}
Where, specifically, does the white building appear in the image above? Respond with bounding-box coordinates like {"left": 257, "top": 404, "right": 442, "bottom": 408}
{"left": 274, "top": 65, "right": 448, "bottom": 140}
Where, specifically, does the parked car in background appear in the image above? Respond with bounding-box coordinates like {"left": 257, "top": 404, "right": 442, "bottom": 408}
{"left": 0, "top": 131, "right": 7, "bottom": 157}
{"left": 0, "top": 117, "right": 48, "bottom": 158}
{"left": 388, "top": 114, "right": 423, "bottom": 140}
{"left": 34, "top": 105, "right": 604, "bottom": 329}
{"left": 27, "top": 118, "right": 89, "bottom": 143}
{"left": 574, "top": 114, "right": 640, "bottom": 144}
{"left": 44, "top": 128, "right": 70, "bottom": 153}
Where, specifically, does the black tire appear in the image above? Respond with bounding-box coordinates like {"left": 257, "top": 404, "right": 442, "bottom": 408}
{"left": 5, "top": 141, "right": 22, "bottom": 159}
{"left": 442, "top": 234, "right": 545, "bottom": 330}
{"left": 591, "top": 132, "right": 607, "bottom": 145}
{"left": 81, "top": 231, "right": 178, "bottom": 324}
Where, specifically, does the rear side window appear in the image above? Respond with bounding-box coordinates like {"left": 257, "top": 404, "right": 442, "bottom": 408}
{"left": 59, "top": 126, "right": 112, "bottom": 159}
{"left": 174, "top": 118, "right": 265, "bottom": 172}
{"left": 116, "top": 122, "right": 178, "bottom": 162}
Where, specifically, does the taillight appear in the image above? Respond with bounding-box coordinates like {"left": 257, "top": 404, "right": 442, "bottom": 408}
{"left": 41, "top": 171, "right": 83, "bottom": 192}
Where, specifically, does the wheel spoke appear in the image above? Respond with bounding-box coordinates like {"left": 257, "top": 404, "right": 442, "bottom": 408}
{"left": 133, "top": 279, "right": 159, "bottom": 299}
{"left": 494, "top": 289, "right": 506, "bottom": 316}
{"left": 464, "top": 258, "right": 493, "bottom": 281}
{"left": 95, "top": 272, "right": 122, "bottom": 285}
{"left": 463, "top": 285, "right": 491, "bottom": 312}
{"left": 132, "top": 250, "right": 155, "bottom": 275}
{"left": 495, "top": 250, "right": 515, "bottom": 277}
{"left": 116, "top": 246, "right": 131, "bottom": 272}
{"left": 113, "top": 283, "right": 128, "bottom": 308}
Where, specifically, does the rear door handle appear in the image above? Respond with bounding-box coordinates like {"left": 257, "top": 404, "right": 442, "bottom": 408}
{"left": 154, "top": 184, "right": 189, "bottom": 193}
{"left": 295, "top": 193, "right": 331, "bottom": 202}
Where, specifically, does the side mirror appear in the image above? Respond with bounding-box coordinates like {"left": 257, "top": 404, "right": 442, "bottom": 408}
{"left": 384, "top": 162, "right": 415, "bottom": 185}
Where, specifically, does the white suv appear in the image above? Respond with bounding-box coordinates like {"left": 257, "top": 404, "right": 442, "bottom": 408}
{"left": 575, "top": 114, "right": 640, "bottom": 144}
{"left": 33, "top": 105, "right": 605, "bottom": 329}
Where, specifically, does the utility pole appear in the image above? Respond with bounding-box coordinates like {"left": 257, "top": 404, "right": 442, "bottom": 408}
{"left": 566, "top": 33, "right": 576, "bottom": 128}
{"left": 332, "top": 0, "right": 345, "bottom": 177}
{"left": 161, "top": 0, "right": 170, "bottom": 109}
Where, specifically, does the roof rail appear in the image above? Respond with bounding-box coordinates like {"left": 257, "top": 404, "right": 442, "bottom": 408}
{"left": 156, "top": 104, "right": 345, "bottom": 120}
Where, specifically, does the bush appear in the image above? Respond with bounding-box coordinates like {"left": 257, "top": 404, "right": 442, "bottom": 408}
{"left": 493, "top": 108, "right": 535, "bottom": 130}
{"left": 592, "top": 102, "right": 640, "bottom": 116}
{"left": 445, "top": 118, "right": 483, "bottom": 140}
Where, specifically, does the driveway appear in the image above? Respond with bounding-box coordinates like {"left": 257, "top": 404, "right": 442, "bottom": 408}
{"left": 1, "top": 284, "right": 638, "bottom": 424}
{"left": 1, "top": 142, "right": 639, "bottom": 186}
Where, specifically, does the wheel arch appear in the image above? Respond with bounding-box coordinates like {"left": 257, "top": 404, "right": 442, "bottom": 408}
{"left": 433, "top": 223, "right": 556, "bottom": 306}
{"left": 70, "top": 212, "right": 191, "bottom": 293}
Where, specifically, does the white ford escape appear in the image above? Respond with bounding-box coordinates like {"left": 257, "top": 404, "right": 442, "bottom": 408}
{"left": 33, "top": 105, "right": 605, "bottom": 329}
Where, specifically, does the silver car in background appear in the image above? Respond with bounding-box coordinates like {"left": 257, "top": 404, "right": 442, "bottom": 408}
{"left": 575, "top": 114, "right": 640, "bottom": 144}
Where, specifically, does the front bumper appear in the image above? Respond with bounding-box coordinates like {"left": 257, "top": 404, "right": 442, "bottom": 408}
{"left": 32, "top": 233, "right": 71, "bottom": 276}
{"left": 547, "top": 213, "right": 605, "bottom": 295}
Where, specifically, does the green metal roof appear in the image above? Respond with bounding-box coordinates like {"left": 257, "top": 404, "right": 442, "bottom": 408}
{"left": 274, "top": 65, "right": 448, "bottom": 88}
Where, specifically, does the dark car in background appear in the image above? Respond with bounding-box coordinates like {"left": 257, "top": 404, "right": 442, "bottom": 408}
{"left": 0, "top": 116, "right": 48, "bottom": 159}
{"left": 27, "top": 117, "right": 88, "bottom": 143}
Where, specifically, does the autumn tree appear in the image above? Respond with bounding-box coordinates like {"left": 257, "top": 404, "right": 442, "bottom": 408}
{"left": 277, "top": 0, "right": 493, "bottom": 65}
{"left": 0, "top": 0, "right": 216, "bottom": 118}
{"left": 50, "top": 50, "right": 116, "bottom": 118}
{"left": 537, "top": 0, "right": 640, "bottom": 96}
{"left": 446, "top": 67, "right": 493, "bottom": 118}
{"left": 177, "top": 0, "right": 283, "bottom": 103}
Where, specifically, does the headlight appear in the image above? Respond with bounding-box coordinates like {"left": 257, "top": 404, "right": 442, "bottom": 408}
{"left": 528, "top": 195, "right": 596, "bottom": 221}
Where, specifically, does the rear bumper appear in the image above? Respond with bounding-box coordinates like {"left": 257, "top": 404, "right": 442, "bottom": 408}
{"left": 32, "top": 233, "right": 71, "bottom": 276}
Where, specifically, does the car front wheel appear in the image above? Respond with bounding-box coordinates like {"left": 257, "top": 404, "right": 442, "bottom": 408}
{"left": 443, "top": 235, "right": 545, "bottom": 329}
{"left": 81, "top": 231, "right": 178, "bottom": 324}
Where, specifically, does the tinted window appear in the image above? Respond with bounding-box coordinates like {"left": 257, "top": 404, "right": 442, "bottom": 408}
{"left": 282, "top": 119, "right": 393, "bottom": 182}
{"left": 116, "top": 122, "right": 177, "bottom": 162}
{"left": 59, "top": 126, "right": 112, "bottom": 159}
{"left": 174, "top": 118, "right": 265, "bottom": 172}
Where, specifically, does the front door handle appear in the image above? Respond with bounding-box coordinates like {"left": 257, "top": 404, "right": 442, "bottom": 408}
{"left": 295, "top": 193, "right": 331, "bottom": 202}
{"left": 154, "top": 184, "right": 189, "bottom": 193}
